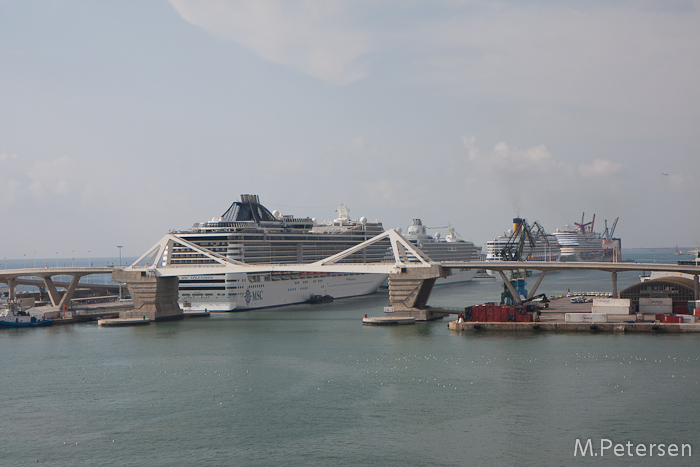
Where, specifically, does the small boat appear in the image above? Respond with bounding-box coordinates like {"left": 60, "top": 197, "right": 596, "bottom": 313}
{"left": 0, "top": 301, "right": 53, "bottom": 328}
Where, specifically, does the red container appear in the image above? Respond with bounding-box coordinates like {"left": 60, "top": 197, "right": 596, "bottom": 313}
{"left": 655, "top": 313, "right": 664, "bottom": 321}
{"left": 673, "top": 306, "right": 687, "bottom": 315}
{"left": 515, "top": 313, "right": 532, "bottom": 323}
{"left": 663, "top": 315, "right": 682, "bottom": 324}
{"left": 486, "top": 309, "right": 494, "bottom": 322}
{"left": 694, "top": 309, "right": 700, "bottom": 317}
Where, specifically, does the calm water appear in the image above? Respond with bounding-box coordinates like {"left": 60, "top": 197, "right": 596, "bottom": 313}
{"left": 1, "top": 249, "right": 699, "bottom": 466}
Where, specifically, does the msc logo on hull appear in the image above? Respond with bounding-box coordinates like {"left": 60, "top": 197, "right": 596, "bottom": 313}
{"left": 244, "top": 289, "right": 263, "bottom": 306}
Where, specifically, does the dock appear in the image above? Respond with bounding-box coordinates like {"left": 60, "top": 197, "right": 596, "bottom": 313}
{"left": 98, "top": 317, "right": 150, "bottom": 327}
{"left": 449, "top": 321, "right": 700, "bottom": 333}
{"left": 448, "top": 297, "right": 700, "bottom": 333}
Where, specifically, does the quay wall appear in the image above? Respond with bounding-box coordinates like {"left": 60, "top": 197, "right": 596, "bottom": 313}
{"left": 448, "top": 321, "right": 700, "bottom": 333}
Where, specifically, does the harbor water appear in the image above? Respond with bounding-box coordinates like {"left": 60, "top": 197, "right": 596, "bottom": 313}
{"left": 1, "top": 249, "right": 699, "bottom": 466}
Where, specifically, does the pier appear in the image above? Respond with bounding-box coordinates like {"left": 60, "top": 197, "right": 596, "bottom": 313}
{"left": 448, "top": 297, "right": 700, "bottom": 333}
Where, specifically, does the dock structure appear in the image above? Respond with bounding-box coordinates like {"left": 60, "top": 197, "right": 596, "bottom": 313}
{"left": 111, "top": 269, "right": 182, "bottom": 322}
{"left": 108, "top": 229, "right": 700, "bottom": 322}
{"left": 448, "top": 298, "right": 700, "bottom": 333}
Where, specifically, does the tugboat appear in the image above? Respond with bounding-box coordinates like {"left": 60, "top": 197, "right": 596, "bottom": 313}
{"left": 0, "top": 301, "right": 53, "bottom": 328}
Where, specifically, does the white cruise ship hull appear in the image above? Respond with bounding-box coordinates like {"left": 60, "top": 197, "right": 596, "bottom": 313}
{"left": 180, "top": 272, "right": 388, "bottom": 312}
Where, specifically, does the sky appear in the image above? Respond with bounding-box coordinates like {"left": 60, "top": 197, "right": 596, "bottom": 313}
{"left": 1, "top": 0, "right": 699, "bottom": 261}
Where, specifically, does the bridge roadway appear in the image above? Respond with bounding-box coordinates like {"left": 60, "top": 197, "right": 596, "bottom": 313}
{"left": 133, "top": 259, "right": 700, "bottom": 305}
{"left": 440, "top": 260, "right": 700, "bottom": 302}
{"left": 0, "top": 267, "right": 115, "bottom": 309}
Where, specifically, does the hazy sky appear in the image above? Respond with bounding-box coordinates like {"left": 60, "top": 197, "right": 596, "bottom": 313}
{"left": 1, "top": 0, "right": 699, "bottom": 260}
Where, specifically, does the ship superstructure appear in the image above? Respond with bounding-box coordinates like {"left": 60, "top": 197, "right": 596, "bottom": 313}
{"left": 402, "top": 219, "right": 481, "bottom": 284}
{"left": 171, "top": 195, "right": 390, "bottom": 311}
{"left": 553, "top": 213, "right": 621, "bottom": 262}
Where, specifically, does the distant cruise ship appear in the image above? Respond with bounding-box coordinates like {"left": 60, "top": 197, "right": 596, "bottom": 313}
{"left": 553, "top": 214, "right": 621, "bottom": 262}
{"left": 171, "top": 195, "right": 390, "bottom": 311}
{"left": 484, "top": 215, "right": 621, "bottom": 264}
{"left": 401, "top": 219, "right": 481, "bottom": 284}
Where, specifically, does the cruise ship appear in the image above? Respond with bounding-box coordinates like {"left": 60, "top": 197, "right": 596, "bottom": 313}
{"left": 172, "top": 195, "right": 390, "bottom": 311}
{"left": 552, "top": 213, "right": 621, "bottom": 262}
{"left": 485, "top": 218, "right": 561, "bottom": 263}
{"left": 401, "top": 219, "right": 481, "bottom": 284}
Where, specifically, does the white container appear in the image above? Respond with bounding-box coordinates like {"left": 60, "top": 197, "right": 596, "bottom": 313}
{"left": 681, "top": 315, "right": 697, "bottom": 324}
{"left": 638, "top": 297, "right": 672, "bottom": 315}
{"left": 565, "top": 313, "right": 608, "bottom": 323}
{"left": 592, "top": 298, "right": 630, "bottom": 315}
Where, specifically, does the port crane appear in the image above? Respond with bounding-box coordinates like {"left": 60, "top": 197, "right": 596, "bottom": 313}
{"left": 498, "top": 218, "right": 550, "bottom": 262}
{"left": 601, "top": 217, "right": 619, "bottom": 239}
{"left": 497, "top": 218, "right": 551, "bottom": 308}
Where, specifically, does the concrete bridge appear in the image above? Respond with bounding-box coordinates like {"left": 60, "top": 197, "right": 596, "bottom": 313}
{"left": 0, "top": 267, "right": 114, "bottom": 309}
{"left": 112, "top": 229, "right": 700, "bottom": 322}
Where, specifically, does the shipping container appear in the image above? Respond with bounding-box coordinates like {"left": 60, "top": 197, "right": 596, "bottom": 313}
{"left": 662, "top": 315, "right": 682, "bottom": 324}
{"left": 565, "top": 313, "right": 608, "bottom": 323}
{"left": 592, "top": 298, "right": 630, "bottom": 315}
{"left": 639, "top": 297, "right": 673, "bottom": 315}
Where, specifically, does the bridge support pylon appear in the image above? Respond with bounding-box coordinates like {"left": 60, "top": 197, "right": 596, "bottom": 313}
{"left": 112, "top": 269, "right": 183, "bottom": 321}
{"left": 388, "top": 265, "right": 450, "bottom": 321}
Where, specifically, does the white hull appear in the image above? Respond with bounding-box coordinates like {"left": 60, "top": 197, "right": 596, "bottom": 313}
{"left": 180, "top": 272, "right": 388, "bottom": 312}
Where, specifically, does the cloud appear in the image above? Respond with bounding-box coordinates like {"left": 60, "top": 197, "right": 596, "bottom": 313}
{"left": 461, "top": 135, "right": 631, "bottom": 218}
{"left": 0, "top": 180, "right": 23, "bottom": 210}
{"left": 362, "top": 178, "right": 427, "bottom": 208}
{"left": 27, "top": 157, "right": 75, "bottom": 198}
{"left": 463, "top": 136, "right": 562, "bottom": 174}
{"left": 414, "top": 2, "right": 700, "bottom": 118}
{"left": 577, "top": 158, "right": 623, "bottom": 177}
{"left": 168, "top": 0, "right": 373, "bottom": 85}
{"left": 0, "top": 153, "right": 19, "bottom": 162}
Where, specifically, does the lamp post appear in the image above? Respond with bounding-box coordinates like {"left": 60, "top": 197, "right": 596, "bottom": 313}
{"left": 117, "top": 246, "right": 123, "bottom": 300}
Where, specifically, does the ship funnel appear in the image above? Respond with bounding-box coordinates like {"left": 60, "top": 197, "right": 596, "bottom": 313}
{"left": 240, "top": 194, "right": 260, "bottom": 204}
{"left": 512, "top": 218, "right": 523, "bottom": 234}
